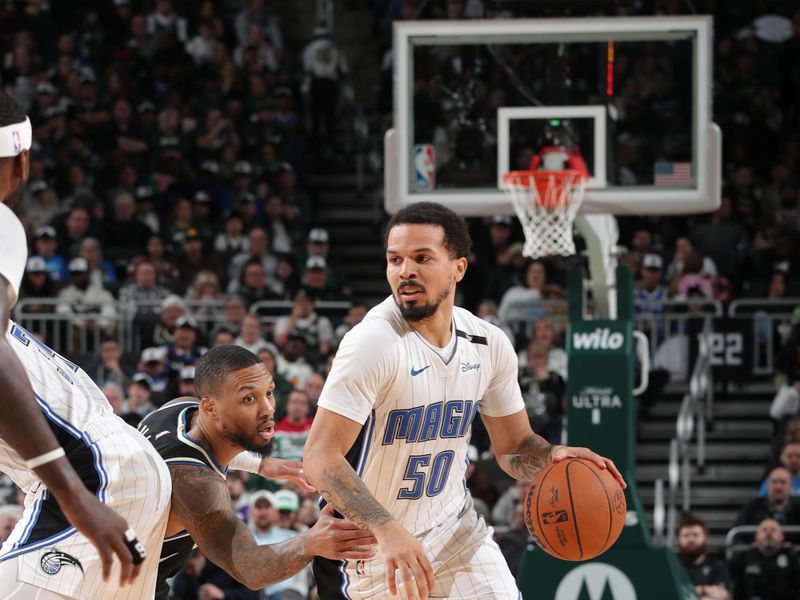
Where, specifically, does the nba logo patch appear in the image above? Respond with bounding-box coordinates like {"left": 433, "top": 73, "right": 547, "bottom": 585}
{"left": 355, "top": 560, "right": 366, "bottom": 576}
{"left": 413, "top": 144, "right": 435, "bottom": 191}
{"left": 12, "top": 130, "right": 21, "bottom": 155}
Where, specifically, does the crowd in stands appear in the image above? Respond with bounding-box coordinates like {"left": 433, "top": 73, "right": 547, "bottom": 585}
{"left": 0, "top": 0, "right": 800, "bottom": 598}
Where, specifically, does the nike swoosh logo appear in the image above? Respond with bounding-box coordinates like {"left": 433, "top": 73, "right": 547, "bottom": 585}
{"left": 410, "top": 365, "right": 431, "bottom": 377}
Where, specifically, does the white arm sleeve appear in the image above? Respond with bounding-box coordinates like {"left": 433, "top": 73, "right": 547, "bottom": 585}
{"left": 228, "top": 451, "right": 262, "bottom": 474}
{"left": 0, "top": 203, "right": 28, "bottom": 306}
{"left": 317, "top": 322, "right": 394, "bottom": 425}
{"left": 481, "top": 325, "right": 526, "bottom": 418}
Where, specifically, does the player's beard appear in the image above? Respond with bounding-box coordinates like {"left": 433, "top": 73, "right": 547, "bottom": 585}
{"left": 221, "top": 420, "right": 274, "bottom": 457}
{"left": 396, "top": 280, "right": 451, "bottom": 322}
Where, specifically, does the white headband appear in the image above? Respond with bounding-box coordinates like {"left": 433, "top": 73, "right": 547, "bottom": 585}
{"left": 0, "top": 116, "right": 32, "bottom": 158}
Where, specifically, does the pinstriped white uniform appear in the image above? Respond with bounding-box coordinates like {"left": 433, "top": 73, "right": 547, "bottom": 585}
{"left": 0, "top": 320, "right": 172, "bottom": 599}
{"left": 314, "top": 297, "right": 524, "bottom": 599}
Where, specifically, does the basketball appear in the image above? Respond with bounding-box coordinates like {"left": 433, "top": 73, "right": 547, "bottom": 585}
{"left": 524, "top": 458, "right": 626, "bottom": 561}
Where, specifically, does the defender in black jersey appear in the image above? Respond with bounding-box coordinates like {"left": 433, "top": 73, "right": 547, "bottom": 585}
{"left": 139, "top": 346, "right": 376, "bottom": 598}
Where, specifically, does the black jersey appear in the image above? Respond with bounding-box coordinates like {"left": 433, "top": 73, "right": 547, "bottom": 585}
{"left": 138, "top": 399, "right": 228, "bottom": 600}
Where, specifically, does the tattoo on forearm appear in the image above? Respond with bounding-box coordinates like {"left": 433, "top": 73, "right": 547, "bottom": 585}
{"left": 504, "top": 435, "right": 554, "bottom": 480}
{"left": 170, "top": 465, "right": 311, "bottom": 588}
{"left": 317, "top": 460, "right": 393, "bottom": 532}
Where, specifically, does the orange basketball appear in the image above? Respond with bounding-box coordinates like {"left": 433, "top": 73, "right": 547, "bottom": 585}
{"left": 524, "top": 458, "right": 626, "bottom": 561}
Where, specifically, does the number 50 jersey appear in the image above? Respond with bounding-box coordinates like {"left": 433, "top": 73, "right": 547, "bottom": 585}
{"left": 317, "top": 296, "right": 524, "bottom": 535}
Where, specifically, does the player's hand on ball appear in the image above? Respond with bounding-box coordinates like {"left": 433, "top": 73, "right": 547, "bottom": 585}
{"left": 550, "top": 445, "right": 627, "bottom": 489}
{"left": 307, "top": 505, "right": 377, "bottom": 561}
{"left": 257, "top": 458, "right": 316, "bottom": 493}
{"left": 376, "top": 522, "right": 435, "bottom": 600}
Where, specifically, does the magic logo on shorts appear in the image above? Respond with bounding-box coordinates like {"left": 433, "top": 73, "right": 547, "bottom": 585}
{"left": 40, "top": 550, "right": 84, "bottom": 576}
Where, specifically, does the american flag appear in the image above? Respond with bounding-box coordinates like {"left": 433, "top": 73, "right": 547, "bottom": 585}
{"left": 654, "top": 162, "right": 692, "bottom": 186}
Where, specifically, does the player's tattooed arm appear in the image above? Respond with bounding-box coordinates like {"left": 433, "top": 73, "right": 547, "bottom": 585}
{"left": 316, "top": 456, "right": 394, "bottom": 532}
{"left": 170, "top": 465, "right": 311, "bottom": 590}
{"left": 500, "top": 433, "right": 554, "bottom": 480}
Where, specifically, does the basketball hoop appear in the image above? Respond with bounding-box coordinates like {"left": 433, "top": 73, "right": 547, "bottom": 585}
{"left": 501, "top": 169, "right": 588, "bottom": 259}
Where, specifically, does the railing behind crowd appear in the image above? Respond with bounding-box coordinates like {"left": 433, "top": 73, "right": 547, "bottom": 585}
{"left": 14, "top": 298, "right": 353, "bottom": 356}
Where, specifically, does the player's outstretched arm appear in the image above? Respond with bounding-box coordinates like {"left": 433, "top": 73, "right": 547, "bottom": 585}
{"left": 483, "top": 409, "right": 626, "bottom": 487}
{"left": 0, "top": 280, "right": 143, "bottom": 586}
{"left": 305, "top": 408, "right": 435, "bottom": 600}
{"left": 170, "top": 464, "right": 375, "bottom": 590}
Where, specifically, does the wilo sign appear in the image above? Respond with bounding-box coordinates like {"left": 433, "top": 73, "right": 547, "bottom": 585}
{"left": 572, "top": 327, "right": 625, "bottom": 351}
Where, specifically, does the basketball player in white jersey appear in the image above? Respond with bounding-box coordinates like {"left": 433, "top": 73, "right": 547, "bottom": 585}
{"left": 0, "top": 93, "right": 172, "bottom": 599}
{"left": 304, "top": 202, "right": 626, "bottom": 599}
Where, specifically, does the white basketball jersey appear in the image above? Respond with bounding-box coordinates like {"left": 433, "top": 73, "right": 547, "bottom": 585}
{"left": 318, "top": 297, "right": 524, "bottom": 535}
{"left": 0, "top": 320, "right": 116, "bottom": 494}
{"left": 0, "top": 202, "right": 28, "bottom": 305}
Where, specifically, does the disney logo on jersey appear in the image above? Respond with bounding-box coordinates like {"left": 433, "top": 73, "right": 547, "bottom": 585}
{"left": 40, "top": 550, "right": 84, "bottom": 576}
{"left": 460, "top": 361, "right": 480, "bottom": 373}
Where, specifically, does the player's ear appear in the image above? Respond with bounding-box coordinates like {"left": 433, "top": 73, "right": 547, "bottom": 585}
{"left": 13, "top": 150, "right": 29, "bottom": 184}
{"left": 454, "top": 256, "right": 467, "bottom": 283}
{"left": 199, "top": 396, "right": 218, "bottom": 419}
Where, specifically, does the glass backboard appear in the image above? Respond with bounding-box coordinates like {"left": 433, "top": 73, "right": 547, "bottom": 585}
{"left": 385, "top": 16, "right": 720, "bottom": 216}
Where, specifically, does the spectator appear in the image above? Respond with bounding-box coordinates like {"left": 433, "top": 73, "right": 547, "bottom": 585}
{"left": 56, "top": 257, "right": 118, "bottom": 340}
{"left": 23, "top": 180, "right": 61, "bottom": 231}
{"left": 297, "top": 228, "right": 348, "bottom": 294}
{"left": 264, "top": 194, "right": 294, "bottom": 254}
{"left": 729, "top": 518, "right": 800, "bottom": 600}
{"left": 301, "top": 256, "right": 344, "bottom": 301}
{"left": 333, "top": 302, "right": 368, "bottom": 347}
{"left": 273, "top": 288, "right": 334, "bottom": 359}
{"left": 257, "top": 348, "right": 292, "bottom": 419}
{"left": 222, "top": 295, "right": 248, "bottom": 333}
{"left": 497, "top": 259, "right": 548, "bottom": 328}
{"left": 736, "top": 467, "right": 800, "bottom": 526}
{"left": 178, "top": 365, "right": 197, "bottom": 397}
{"left": 85, "top": 338, "right": 128, "bottom": 389}
{"left": 147, "top": 0, "right": 188, "bottom": 44}
{"left": 164, "top": 316, "right": 206, "bottom": 381}
{"left": 162, "top": 197, "right": 196, "bottom": 255}
{"left": 100, "top": 382, "right": 125, "bottom": 416}
{"left": 759, "top": 443, "right": 800, "bottom": 497}
{"left": 496, "top": 503, "right": 531, "bottom": 577}
{"left": 274, "top": 390, "right": 314, "bottom": 461}
{"left": 229, "top": 258, "right": 280, "bottom": 307}
{"left": 30, "top": 225, "right": 67, "bottom": 283}
{"left": 122, "top": 373, "right": 156, "bottom": 426}
{"left": 303, "top": 372, "right": 325, "bottom": 413}
{"left": 134, "top": 185, "right": 160, "bottom": 234}
{"left": 235, "top": 0, "right": 284, "bottom": 57}
{"left": 137, "top": 346, "right": 171, "bottom": 406}
{"left": 214, "top": 210, "right": 249, "bottom": 265}
{"left": 175, "top": 227, "right": 221, "bottom": 288}
{"left": 518, "top": 317, "right": 567, "bottom": 381}
{"left": 301, "top": 27, "right": 349, "bottom": 158}
{"left": 235, "top": 313, "right": 277, "bottom": 355}
{"left": 229, "top": 226, "right": 277, "bottom": 284}
{"left": 476, "top": 299, "right": 516, "bottom": 347}
{"left": 518, "top": 340, "right": 565, "bottom": 443}
{"left": 492, "top": 479, "right": 529, "bottom": 528}
{"left": 212, "top": 326, "right": 237, "bottom": 347}
{"left": 169, "top": 549, "right": 258, "bottom": 600}
{"left": 691, "top": 196, "right": 749, "bottom": 283}
{"left": 148, "top": 294, "right": 186, "bottom": 347}
{"left": 130, "top": 235, "right": 181, "bottom": 288}
{"left": 55, "top": 205, "right": 92, "bottom": 260}
{"left": 677, "top": 514, "right": 731, "bottom": 600}
{"left": 278, "top": 334, "right": 314, "bottom": 389}
{"left": 0, "top": 504, "right": 24, "bottom": 544}
{"left": 464, "top": 445, "right": 496, "bottom": 519}
{"left": 103, "top": 192, "right": 151, "bottom": 261}
{"left": 79, "top": 237, "right": 117, "bottom": 291}
{"left": 665, "top": 236, "right": 717, "bottom": 293}
{"left": 18, "top": 256, "right": 59, "bottom": 314}
{"left": 119, "top": 260, "right": 170, "bottom": 317}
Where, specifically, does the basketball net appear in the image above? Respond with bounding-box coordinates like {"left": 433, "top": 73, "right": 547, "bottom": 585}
{"left": 501, "top": 169, "right": 588, "bottom": 259}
